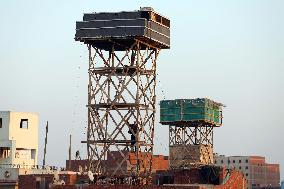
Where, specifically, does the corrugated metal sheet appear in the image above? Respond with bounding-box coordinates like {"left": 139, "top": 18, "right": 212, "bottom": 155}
{"left": 76, "top": 27, "right": 146, "bottom": 39}
{"left": 83, "top": 11, "right": 142, "bottom": 21}
{"left": 76, "top": 19, "right": 147, "bottom": 29}
{"left": 75, "top": 9, "right": 170, "bottom": 50}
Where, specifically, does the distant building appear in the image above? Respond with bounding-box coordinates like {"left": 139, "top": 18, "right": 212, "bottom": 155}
{"left": 215, "top": 155, "right": 280, "bottom": 189}
{"left": 281, "top": 180, "right": 284, "bottom": 189}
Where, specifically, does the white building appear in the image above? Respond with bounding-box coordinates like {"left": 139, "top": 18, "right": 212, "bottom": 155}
{"left": 0, "top": 111, "right": 38, "bottom": 168}
{"left": 0, "top": 111, "right": 39, "bottom": 188}
{"left": 215, "top": 155, "right": 280, "bottom": 189}
{"left": 0, "top": 111, "right": 39, "bottom": 168}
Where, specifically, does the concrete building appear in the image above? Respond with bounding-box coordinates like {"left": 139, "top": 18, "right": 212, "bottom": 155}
{"left": 215, "top": 155, "right": 280, "bottom": 189}
{"left": 0, "top": 111, "right": 38, "bottom": 168}
{"left": 281, "top": 181, "right": 284, "bottom": 189}
{"left": 0, "top": 111, "right": 39, "bottom": 189}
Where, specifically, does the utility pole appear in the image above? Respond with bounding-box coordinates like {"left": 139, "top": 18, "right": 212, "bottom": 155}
{"left": 43, "top": 121, "right": 48, "bottom": 167}
{"left": 68, "top": 134, "right": 72, "bottom": 170}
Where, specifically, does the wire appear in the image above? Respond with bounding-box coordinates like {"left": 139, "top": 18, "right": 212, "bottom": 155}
{"left": 154, "top": 135, "right": 168, "bottom": 154}
{"left": 156, "top": 73, "right": 166, "bottom": 100}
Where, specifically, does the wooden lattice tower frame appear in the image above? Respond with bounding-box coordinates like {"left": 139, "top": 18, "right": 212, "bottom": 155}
{"left": 75, "top": 8, "right": 170, "bottom": 183}
{"left": 169, "top": 123, "right": 215, "bottom": 168}
{"left": 160, "top": 99, "right": 223, "bottom": 169}
{"left": 85, "top": 41, "right": 160, "bottom": 183}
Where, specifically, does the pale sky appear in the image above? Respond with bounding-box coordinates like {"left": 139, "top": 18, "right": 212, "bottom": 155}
{"left": 0, "top": 0, "right": 283, "bottom": 180}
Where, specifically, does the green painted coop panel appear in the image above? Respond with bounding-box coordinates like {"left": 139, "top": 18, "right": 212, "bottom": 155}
{"left": 160, "top": 98, "right": 223, "bottom": 126}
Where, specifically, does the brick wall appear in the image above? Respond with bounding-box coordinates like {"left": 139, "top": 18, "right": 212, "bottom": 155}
{"left": 51, "top": 185, "right": 206, "bottom": 189}
{"left": 19, "top": 173, "right": 77, "bottom": 189}
{"left": 66, "top": 153, "right": 169, "bottom": 173}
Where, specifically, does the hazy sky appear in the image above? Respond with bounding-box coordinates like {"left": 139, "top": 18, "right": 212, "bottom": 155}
{"left": 0, "top": 0, "right": 283, "bottom": 180}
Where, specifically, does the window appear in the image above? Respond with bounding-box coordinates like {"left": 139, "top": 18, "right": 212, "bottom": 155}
{"left": 31, "top": 149, "right": 36, "bottom": 159}
{"left": 246, "top": 159, "right": 248, "bottom": 163}
{"left": 221, "top": 160, "right": 223, "bottom": 163}
{"left": 239, "top": 166, "right": 242, "bottom": 169}
{"left": 233, "top": 160, "right": 235, "bottom": 163}
{"left": 0, "top": 118, "right": 2, "bottom": 128}
{"left": 0, "top": 147, "right": 10, "bottom": 158}
{"left": 245, "top": 166, "right": 248, "bottom": 170}
{"left": 20, "top": 119, "right": 28, "bottom": 129}
{"left": 245, "top": 173, "right": 248, "bottom": 177}
{"left": 239, "top": 160, "right": 242, "bottom": 163}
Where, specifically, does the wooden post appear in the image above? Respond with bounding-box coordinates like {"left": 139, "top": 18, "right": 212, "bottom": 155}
{"left": 68, "top": 134, "right": 72, "bottom": 170}
{"left": 43, "top": 121, "right": 48, "bottom": 167}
